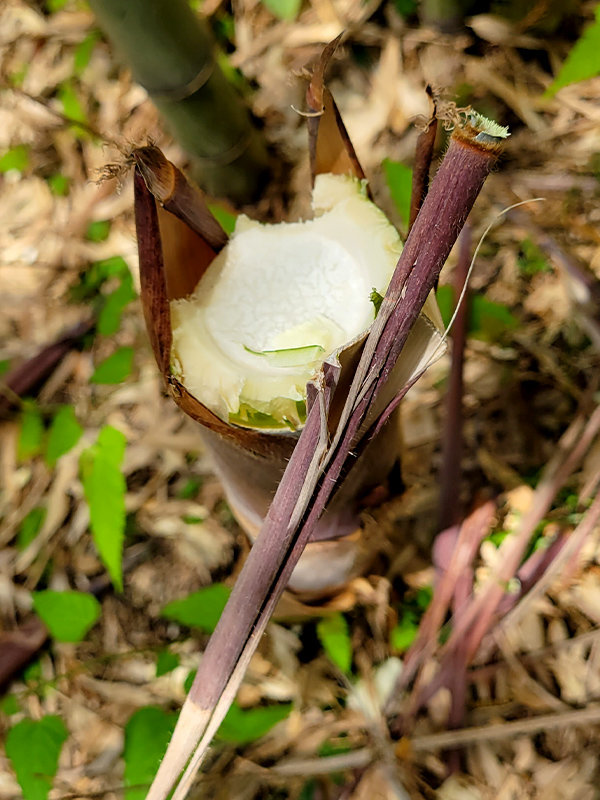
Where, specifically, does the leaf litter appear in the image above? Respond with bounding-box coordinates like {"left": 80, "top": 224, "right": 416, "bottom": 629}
{"left": 1, "top": 1, "right": 600, "bottom": 799}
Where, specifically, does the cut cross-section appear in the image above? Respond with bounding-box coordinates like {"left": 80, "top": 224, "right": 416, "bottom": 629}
{"left": 171, "top": 173, "right": 404, "bottom": 430}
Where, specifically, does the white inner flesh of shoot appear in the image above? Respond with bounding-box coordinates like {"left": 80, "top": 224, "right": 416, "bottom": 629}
{"left": 171, "top": 173, "right": 403, "bottom": 431}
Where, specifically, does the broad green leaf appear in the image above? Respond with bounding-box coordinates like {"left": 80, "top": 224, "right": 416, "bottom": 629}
{"left": 207, "top": 203, "right": 238, "bottom": 235}
{"left": 90, "top": 347, "right": 133, "bottom": 384}
{"left": 18, "top": 401, "right": 44, "bottom": 461}
{"left": 217, "top": 701, "right": 292, "bottom": 744}
{"left": 47, "top": 174, "right": 70, "bottom": 196}
{"left": 80, "top": 426, "right": 126, "bottom": 591}
{"left": 0, "top": 145, "right": 29, "bottom": 174}
{"left": 17, "top": 507, "right": 46, "bottom": 550}
{"left": 46, "top": 0, "right": 68, "bottom": 10}
{"left": 5, "top": 716, "right": 68, "bottom": 800}
{"left": 545, "top": 6, "right": 600, "bottom": 97}
{"left": 382, "top": 158, "right": 413, "bottom": 229}
{"left": 161, "top": 583, "right": 231, "bottom": 633}
{"left": 123, "top": 707, "right": 177, "bottom": 800}
{"left": 260, "top": 0, "right": 301, "bottom": 21}
{"left": 86, "top": 219, "right": 111, "bottom": 242}
{"left": 45, "top": 405, "right": 83, "bottom": 467}
{"left": 74, "top": 30, "right": 100, "bottom": 76}
{"left": 0, "top": 358, "right": 10, "bottom": 376}
{"left": 32, "top": 590, "right": 101, "bottom": 643}
{"left": 155, "top": 650, "right": 179, "bottom": 677}
{"left": 316, "top": 613, "right": 352, "bottom": 673}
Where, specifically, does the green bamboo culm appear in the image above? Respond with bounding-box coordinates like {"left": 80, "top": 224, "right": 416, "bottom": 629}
{"left": 89, "top": 0, "right": 270, "bottom": 202}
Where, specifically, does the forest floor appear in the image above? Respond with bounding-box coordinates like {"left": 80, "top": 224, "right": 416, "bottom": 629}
{"left": 1, "top": 1, "right": 600, "bottom": 798}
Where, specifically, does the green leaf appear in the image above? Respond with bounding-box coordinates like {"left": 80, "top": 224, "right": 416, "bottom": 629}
{"left": 0, "top": 358, "right": 10, "bottom": 377}
{"left": 123, "top": 707, "right": 177, "bottom": 800}
{"left": 80, "top": 426, "right": 126, "bottom": 591}
{"left": 90, "top": 347, "right": 134, "bottom": 384}
{"left": 57, "top": 81, "right": 88, "bottom": 137}
{"left": 382, "top": 158, "right": 413, "bottom": 229}
{"left": 390, "top": 611, "right": 419, "bottom": 652}
{"left": 316, "top": 613, "right": 352, "bottom": 673}
{"left": 45, "top": 405, "right": 83, "bottom": 467}
{"left": 9, "top": 65, "right": 28, "bottom": 88}
{"left": 17, "top": 507, "right": 46, "bottom": 550}
{"left": 92, "top": 255, "right": 131, "bottom": 283}
{"left": 155, "top": 650, "right": 180, "bottom": 677}
{"left": 86, "top": 219, "right": 111, "bottom": 242}
{"left": 46, "top": 0, "right": 69, "bottom": 11}
{"left": 32, "top": 590, "right": 101, "bottom": 643}
{"left": 5, "top": 716, "right": 68, "bottom": 800}
{"left": 545, "top": 6, "right": 600, "bottom": 97}
{"left": 217, "top": 701, "right": 292, "bottom": 744}
{"left": 435, "top": 286, "right": 519, "bottom": 341}
{"left": 24, "top": 659, "right": 43, "bottom": 686}
{"left": 97, "top": 273, "right": 136, "bottom": 337}
{"left": 1, "top": 694, "right": 20, "bottom": 716}
{"left": 207, "top": 203, "right": 238, "bottom": 235}
{"left": 435, "top": 285, "right": 454, "bottom": 329}
{"left": 18, "top": 401, "right": 44, "bottom": 461}
{"left": 73, "top": 30, "right": 100, "bottom": 76}
{"left": 47, "top": 174, "right": 70, "bottom": 196}
{"left": 392, "top": 0, "right": 418, "bottom": 18}
{"left": 177, "top": 477, "right": 202, "bottom": 499}
{"left": 182, "top": 514, "right": 204, "bottom": 524}
{"left": 517, "top": 237, "right": 551, "bottom": 275}
{"left": 161, "top": 584, "right": 231, "bottom": 633}
{"left": 469, "top": 295, "right": 518, "bottom": 342}
{"left": 72, "top": 256, "right": 135, "bottom": 335}
{"left": 0, "top": 145, "right": 29, "bottom": 174}
{"left": 260, "top": 0, "right": 301, "bottom": 21}
{"left": 184, "top": 669, "right": 196, "bottom": 694}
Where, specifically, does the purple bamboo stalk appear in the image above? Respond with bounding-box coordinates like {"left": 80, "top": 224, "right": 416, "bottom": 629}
{"left": 408, "top": 86, "right": 438, "bottom": 232}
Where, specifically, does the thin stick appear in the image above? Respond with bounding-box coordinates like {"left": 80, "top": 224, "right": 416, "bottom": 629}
{"left": 410, "top": 704, "right": 600, "bottom": 751}
{"left": 0, "top": 320, "right": 93, "bottom": 416}
{"left": 273, "top": 748, "right": 374, "bottom": 777}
